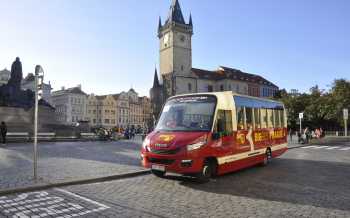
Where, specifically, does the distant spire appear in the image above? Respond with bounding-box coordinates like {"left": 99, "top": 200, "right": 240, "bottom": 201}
{"left": 167, "top": 0, "right": 185, "bottom": 24}
{"left": 189, "top": 13, "right": 193, "bottom": 26}
{"left": 153, "top": 68, "right": 160, "bottom": 88}
{"left": 158, "top": 16, "right": 162, "bottom": 31}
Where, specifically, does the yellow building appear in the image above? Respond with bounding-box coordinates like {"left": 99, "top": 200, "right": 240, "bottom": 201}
{"left": 87, "top": 89, "right": 151, "bottom": 130}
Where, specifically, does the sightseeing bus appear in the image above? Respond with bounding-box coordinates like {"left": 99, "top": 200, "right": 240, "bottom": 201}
{"left": 141, "top": 91, "right": 287, "bottom": 182}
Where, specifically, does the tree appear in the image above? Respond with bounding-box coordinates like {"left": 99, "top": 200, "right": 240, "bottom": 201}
{"left": 274, "top": 79, "right": 350, "bottom": 130}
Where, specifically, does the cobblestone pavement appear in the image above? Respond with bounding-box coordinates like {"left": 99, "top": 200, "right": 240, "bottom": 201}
{"left": 0, "top": 138, "right": 143, "bottom": 191}
{"left": 1, "top": 143, "right": 350, "bottom": 217}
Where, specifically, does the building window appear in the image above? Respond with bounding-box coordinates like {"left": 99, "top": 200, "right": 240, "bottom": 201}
{"left": 93, "top": 119, "right": 96, "bottom": 124}
{"left": 181, "top": 65, "right": 184, "bottom": 71}
{"left": 208, "top": 85, "right": 213, "bottom": 92}
{"left": 188, "top": 83, "right": 192, "bottom": 91}
{"left": 220, "top": 85, "right": 224, "bottom": 91}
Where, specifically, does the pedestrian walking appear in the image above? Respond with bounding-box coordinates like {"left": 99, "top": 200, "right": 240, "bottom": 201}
{"left": 289, "top": 129, "right": 293, "bottom": 142}
{"left": 1, "top": 121, "right": 7, "bottom": 146}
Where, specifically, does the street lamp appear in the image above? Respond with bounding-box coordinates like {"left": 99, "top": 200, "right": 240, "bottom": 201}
{"left": 34, "top": 65, "right": 44, "bottom": 181}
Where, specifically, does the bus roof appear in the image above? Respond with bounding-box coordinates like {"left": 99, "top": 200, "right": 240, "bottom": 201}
{"left": 169, "top": 91, "right": 284, "bottom": 105}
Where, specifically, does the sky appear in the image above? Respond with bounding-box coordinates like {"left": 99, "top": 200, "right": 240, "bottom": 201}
{"left": 0, "top": 0, "right": 349, "bottom": 96}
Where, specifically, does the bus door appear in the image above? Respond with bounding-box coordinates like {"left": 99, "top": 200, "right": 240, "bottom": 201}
{"left": 235, "top": 106, "right": 251, "bottom": 153}
{"left": 212, "top": 109, "right": 234, "bottom": 155}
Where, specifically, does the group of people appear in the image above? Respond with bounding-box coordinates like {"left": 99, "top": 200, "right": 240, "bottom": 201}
{"left": 289, "top": 127, "right": 325, "bottom": 144}
{"left": 95, "top": 126, "right": 150, "bottom": 141}
{"left": 0, "top": 121, "right": 7, "bottom": 146}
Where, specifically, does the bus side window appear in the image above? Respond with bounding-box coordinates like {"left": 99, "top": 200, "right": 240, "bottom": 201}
{"left": 215, "top": 110, "right": 233, "bottom": 135}
{"left": 280, "top": 110, "right": 285, "bottom": 127}
{"left": 261, "top": 108, "right": 268, "bottom": 128}
{"left": 254, "top": 108, "right": 261, "bottom": 129}
{"left": 236, "top": 107, "right": 245, "bottom": 130}
{"left": 267, "top": 109, "right": 274, "bottom": 128}
{"left": 274, "top": 109, "right": 281, "bottom": 128}
{"left": 245, "top": 107, "right": 253, "bottom": 129}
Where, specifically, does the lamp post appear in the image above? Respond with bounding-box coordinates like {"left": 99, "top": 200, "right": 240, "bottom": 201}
{"left": 299, "top": 112, "right": 303, "bottom": 134}
{"left": 344, "top": 109, "right": 348, "bottom": 137}
{"left": 34, "top": 65, "right": 44, "bottom": 181}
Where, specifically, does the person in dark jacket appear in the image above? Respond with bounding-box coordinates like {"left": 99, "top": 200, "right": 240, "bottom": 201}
{"left": 1, "top": 121, "right": 7, "bottom": 145}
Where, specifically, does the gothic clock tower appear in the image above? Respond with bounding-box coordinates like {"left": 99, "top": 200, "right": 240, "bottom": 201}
{"left": 158, "top": 0, "right": 195, "bottom": 96}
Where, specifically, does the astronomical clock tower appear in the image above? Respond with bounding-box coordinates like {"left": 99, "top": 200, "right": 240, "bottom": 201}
{"left": 151, "top": 0, "right": 195, "bottom": 122}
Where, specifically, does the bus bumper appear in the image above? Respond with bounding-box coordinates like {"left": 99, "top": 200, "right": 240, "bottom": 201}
{"left": 141, "top": 151, "right": 203, "bottom": 175}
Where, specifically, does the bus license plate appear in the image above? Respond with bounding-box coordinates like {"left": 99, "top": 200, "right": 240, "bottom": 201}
{"left": 152, "top": 164, "right": 165, "bottom": 172}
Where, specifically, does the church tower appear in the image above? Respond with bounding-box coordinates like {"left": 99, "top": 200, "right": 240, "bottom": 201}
{"left": 158, "top": 0, "right": 195, "bottom": 96}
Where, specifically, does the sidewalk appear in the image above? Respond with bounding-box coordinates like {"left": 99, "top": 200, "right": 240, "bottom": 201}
{"left": 0, "top": 137, "right": 146, "bottom": 193}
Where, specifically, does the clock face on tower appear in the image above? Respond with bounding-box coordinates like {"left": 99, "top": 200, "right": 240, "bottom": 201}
{"left": 164, "top": 33, "right": 169, "bottom": 46}
{"left": 180, "top": 35, "right": 186, "bottom": 43}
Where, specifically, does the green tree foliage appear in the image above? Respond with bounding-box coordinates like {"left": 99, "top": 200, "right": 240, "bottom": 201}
{"left": 274, "top": 79, "right": 350, "bottom": 130}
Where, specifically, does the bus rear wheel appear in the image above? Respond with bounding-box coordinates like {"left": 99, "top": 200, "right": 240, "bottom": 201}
{"left": 262, "top": 148, "right": 272, "bottom": 166}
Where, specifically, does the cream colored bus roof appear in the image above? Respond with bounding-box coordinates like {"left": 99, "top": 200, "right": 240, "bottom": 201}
{"left": 169, "top": 91, "right": 284, "bottom": 106}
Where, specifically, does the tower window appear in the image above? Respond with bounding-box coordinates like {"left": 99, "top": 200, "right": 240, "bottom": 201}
{"left": 188, "top": 83, "right": 192, "bottom": 91}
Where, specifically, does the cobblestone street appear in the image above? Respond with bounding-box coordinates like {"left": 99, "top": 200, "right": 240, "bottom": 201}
{"left": 1, "top": 142, "right": 350, "bottom": 217}
{"left": 0, "top": 138, "right": 143, "bottom": 191}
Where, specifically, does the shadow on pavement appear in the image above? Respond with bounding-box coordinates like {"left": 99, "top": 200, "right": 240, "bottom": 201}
{"left": 3, "top": 141, "right": 142, "bottom": 167}
{"left": 177, "top": 158, "right": 350, "bottom": 211}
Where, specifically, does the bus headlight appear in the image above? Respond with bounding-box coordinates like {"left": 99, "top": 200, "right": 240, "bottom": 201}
{"left": 142, "top": 138, "right": 150, "bottom": 152}
{"left": 187, "top": 140, "right": 207, "bottom": 151}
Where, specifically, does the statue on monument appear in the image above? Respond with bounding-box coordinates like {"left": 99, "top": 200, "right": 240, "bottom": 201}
{"left": 8, "top": 57, "right": 23, "bottom": 90}
{"left": 0, "top": 57, "right": 34, "bottom": 108}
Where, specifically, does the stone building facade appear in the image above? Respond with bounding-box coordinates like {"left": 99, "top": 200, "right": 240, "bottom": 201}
{"left": 0, "top": 69, "right": 11, "bottom": 86}
{"left": 150, "top": 0, "right": 279, "bottom": 119}
{"left": 21, "top": 73, "right": 53, "bottom": 105}
{"left": 51, "top": 85, "right": 88, "bottom": 125}
{"left": 86, "top": 89, "right": 151, "bottom": 129}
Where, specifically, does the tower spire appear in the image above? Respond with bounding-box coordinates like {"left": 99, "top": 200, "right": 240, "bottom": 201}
{"left": 167, "top": 0, "right": 185, "bottom": 24}
{"left": 153, "top": 68, "right": 160, "bottom": 88}
{"left": 158, "top": 16, "right": 162, "bottom": 32}
{"left": 189, "top": 13, "right": 193, "bottom": 26}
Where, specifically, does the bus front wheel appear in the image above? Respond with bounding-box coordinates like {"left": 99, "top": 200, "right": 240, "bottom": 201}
{"left": 197, "top": 160, "right": 214, "bottom": 183}
{"left": 151, "top": 170, "right": 165, "bottom": 178}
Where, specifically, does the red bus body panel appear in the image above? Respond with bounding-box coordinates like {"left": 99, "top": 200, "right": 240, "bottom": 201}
{"left": 141, "top": 128, "right": 288, "bottom": 176}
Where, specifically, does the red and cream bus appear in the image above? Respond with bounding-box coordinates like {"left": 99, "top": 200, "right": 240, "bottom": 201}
{"left": 141, "top": 91, "right": 287, "bottom": 182}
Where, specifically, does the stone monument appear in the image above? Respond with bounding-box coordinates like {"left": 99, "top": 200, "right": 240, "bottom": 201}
{"left": 0, "top": 57, "right": 57, "bottom": 132}
{"left": 0, "top": 57, "right": 34, "bottom": 108}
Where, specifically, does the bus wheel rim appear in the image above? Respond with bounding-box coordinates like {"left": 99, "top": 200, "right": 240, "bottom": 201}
{"left": 203, "top": 165, "right": 209, "bottom": 177}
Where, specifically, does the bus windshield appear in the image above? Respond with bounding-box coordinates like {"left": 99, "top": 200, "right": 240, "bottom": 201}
{"left": 155, "top": 96, "right": 217, "bottom": 132}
